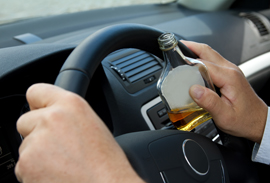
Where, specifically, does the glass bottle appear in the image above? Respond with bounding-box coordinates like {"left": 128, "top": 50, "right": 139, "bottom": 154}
{"left": 157, "top": 33, "right": 215, "bottom": 131}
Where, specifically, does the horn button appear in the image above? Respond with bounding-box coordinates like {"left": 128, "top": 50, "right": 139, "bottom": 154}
{"left": 148, "top": 134, "right": 225, "bottom": 183}
{"left": 182, "top": 139, "right": 209, "bottom": 175}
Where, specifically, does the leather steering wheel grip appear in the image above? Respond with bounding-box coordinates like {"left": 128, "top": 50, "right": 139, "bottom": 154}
{"left": 54, "top": 23, "right": 197, "bottom": 97}
{"left": 53, "top": 23, "right": 262, "bottom": 183}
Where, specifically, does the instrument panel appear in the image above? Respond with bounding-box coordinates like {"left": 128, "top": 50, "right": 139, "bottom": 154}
{"left": 0, "top": 126, "right": 16, "bottom": 178}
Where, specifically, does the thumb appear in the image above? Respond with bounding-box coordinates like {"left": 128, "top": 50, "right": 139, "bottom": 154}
{"left": 189, "top": 85, "right": 223, "bottom": 118}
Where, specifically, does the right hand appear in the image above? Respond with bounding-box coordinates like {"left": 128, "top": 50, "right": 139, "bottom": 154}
{"left": 182, "top": 40, "right": 268, "bottom": 144}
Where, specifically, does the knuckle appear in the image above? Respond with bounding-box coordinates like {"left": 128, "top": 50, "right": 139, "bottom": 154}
{"left": 64, "top": 92, "right": 86, "bottom": 108}
{"left": 46, "top": 108, "right": 65, "bottom": 123}
{"left": 16, "top": 155, "right": 30, "bottom": 177}
{"left": 202, "top": 92, "right": 219, "bottom": 112}
{"left": 202, "top": 43, "right": 212, "bottom": 51}
{"left": 65, "top": 92, "right": 79, "bottom": 101}
{"left": 224, "top": 62, "right": 243, "bottom": 74}
{"left": 228, "top": 67, "right": 243, "bottom": 79}
{"left": 15, "top": 161, "right": 22, "bottom": 182}
{"left": 26, "top": 84, "right": 39, "bottom": 98}
{"left": 15, "top": 160, "right": 20, "bottom": 174}
{"left": 16, "top": 115, "right": 25, "bottom": 132}
{"left": 204, "top": 97, "right": 217, "bottom": 111}
{"left": 16, "top": 113, "right": 29, "bottom": 135}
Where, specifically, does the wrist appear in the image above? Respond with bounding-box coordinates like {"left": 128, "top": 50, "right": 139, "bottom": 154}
{"left": 250, "top": 102, "right": 268, "bottom": 143}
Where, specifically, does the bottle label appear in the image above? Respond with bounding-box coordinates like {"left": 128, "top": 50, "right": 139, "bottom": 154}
{"left": 161, "top": 65, "right": 205, "bottom": 110}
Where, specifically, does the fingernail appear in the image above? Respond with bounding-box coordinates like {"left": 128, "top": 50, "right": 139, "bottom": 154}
{"left": 190, "top": 85, "right": 205, "bottom": 100}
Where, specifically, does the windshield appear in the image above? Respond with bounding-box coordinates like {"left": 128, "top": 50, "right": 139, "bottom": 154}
{"left": 0, "top": 0, "right": 174, "bottom": 25}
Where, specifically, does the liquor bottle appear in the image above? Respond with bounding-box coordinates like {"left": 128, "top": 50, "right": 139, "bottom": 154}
{"left": 157, "top": 33, "right": 215, "bottom": 131}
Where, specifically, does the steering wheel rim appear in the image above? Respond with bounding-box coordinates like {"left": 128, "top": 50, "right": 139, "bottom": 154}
{"left": 54, "top": 23, "right": 197, "bottom": 97}
{"left": 53, "top": 23, "right": 260, "bottom": 183}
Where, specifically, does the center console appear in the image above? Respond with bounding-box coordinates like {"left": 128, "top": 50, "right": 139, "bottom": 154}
{"left": 141, "top": 97, "right": 221, "bottom": 143}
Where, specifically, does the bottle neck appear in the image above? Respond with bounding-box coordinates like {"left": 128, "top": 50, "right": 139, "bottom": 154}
{"left": 162, "top": 45, "right": 190, "bottom": 68}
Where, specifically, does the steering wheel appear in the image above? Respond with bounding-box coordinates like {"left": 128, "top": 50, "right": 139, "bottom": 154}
{"left": 54, "top": 23, "right": 259, "bottom": 183}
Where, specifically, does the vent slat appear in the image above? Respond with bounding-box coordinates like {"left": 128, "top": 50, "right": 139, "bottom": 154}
{"left": 108, "top": 49, "right": 138, "bottom": 61}
{"left": 129, "top": 65, "right": 162, "bottom": 83}
{"left": 261, "top": 32, "right": 269, "bottom": 36}
{"left": 109, "top": 49, "right": 162, "bottom": 83}
{"left": 125, "top": 61, "right": 159, "bottom": 77}
{"left": 255, "top": 23, "right": 264, "bottom": 27}
{"left": 258, "top": 28, "right": 268, "bottom": 32}
{"left": 121, "top": 57, "right": 154, "bottom": 72}
{"left": 112, "top": 51, "right": 145, "bottom": 65}
{"left": 117, "top": 54, "right": 151, "bottom": 68}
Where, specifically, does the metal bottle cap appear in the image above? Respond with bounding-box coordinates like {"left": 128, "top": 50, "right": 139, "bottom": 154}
{"left": 158, "top": 33, "right": 178, "bottom": 51}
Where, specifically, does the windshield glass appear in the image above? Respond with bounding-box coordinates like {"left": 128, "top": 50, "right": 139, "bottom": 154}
{"left": 0, "top": 0, "right": 174, "bottom": 25}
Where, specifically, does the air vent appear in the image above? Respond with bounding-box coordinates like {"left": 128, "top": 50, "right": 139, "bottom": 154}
{"left": 240, "top": 12, "right": 270, "bottom": 37}
{"left": 108, "top": 49, "right": 162, "bottom": 83}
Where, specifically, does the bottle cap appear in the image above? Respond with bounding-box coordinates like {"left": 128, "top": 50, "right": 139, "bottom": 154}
{"left": 158, "top": 33, "right": 178, "bottom": 51}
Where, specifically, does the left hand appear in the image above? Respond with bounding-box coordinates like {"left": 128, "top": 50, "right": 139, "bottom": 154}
{"left": 15, "top": 83, "right": 144, "bottom": 183}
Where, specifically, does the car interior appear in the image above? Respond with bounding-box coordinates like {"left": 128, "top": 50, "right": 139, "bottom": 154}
{"left": 1, "top": 0, "right": 270, "bottom": 182}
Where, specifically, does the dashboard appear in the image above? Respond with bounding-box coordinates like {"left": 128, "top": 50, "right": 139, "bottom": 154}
{"left": 1, "top": 2, "right": 270, "bottom": 182}
{"left": 0, "top": 127, "right": 16, "bottom": 178}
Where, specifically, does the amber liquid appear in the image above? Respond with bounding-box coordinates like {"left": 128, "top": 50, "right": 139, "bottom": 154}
{"left": 167, "top": 107, "right": 212, "bottom": 131}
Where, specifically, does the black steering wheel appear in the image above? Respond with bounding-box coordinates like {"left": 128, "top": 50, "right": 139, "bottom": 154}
{"left": 54, "top": 23, "right": 259, "bottom": 183}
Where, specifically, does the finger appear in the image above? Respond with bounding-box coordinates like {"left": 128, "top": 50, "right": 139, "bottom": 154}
{"left": 201, "top": 61, "right": 231, "bottom": 88}
{"left": 198, "top": 60, "right": 242, "bottom": 89}
{"left": 189, "top": 85, "right": 230, "bottom": 121}
{"left": 15, "top": 144, "right": 32, "bottom": 183}
{"left": 26, "top": 83, "right": 66, "bottom": 110}
{"left": 181, "top": 40, "right": 226, "bottom": 64}
{"left": 17, "top": 109, "right": 45, "bottom": 137}
{"left": 15, "top": 163, "right": 22, "bottom": 183}
{"left": 15, "top": 142, "right": 33, "bottom": 183}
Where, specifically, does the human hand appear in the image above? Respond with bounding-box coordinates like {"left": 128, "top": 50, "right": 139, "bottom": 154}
{"left": 181, "top": 40, "right": 268, "bottom": 143}
{"left": 15, "top": 84, "right": 144, "bottom": 183}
